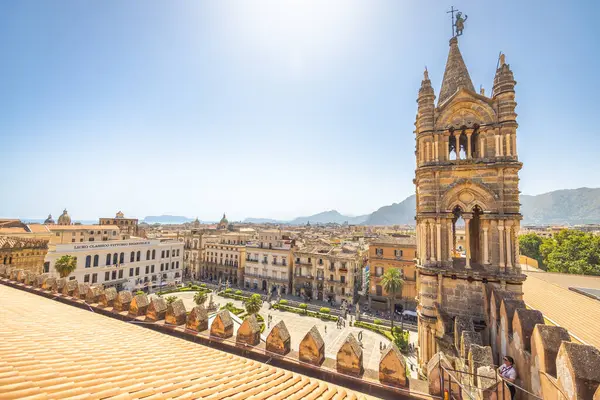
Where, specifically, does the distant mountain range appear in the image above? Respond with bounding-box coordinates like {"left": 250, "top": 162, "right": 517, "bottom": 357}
{"left": 141, "top": 188, "right": 600, "bottom": 226}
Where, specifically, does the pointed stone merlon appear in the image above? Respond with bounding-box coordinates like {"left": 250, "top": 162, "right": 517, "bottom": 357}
{"left": 25, "top": 271, "right": 38, "bottom": 286}
{"left": 129, "top": 293, "right": 150, "bottom": 316}
{"left": 336, "top": 333, "right": 363, "bottom": 376}
{"left": 9, "top": 268, "right": 23, "bottom": 281}
{"left": 427, "top": 352, "right": 457, "bottom": 396}
{"left": 210, "top": 310, "right": 233, "bottom": 339}
{"left": 186, "top": 305, "right": 208, "bottom": 332}
{"left": 35, "top": 273, "right": 50, "bottom": 288}
{"left": 0, "top": 265, "right": 7, "bottom": 277}
{"left": 555, "top": 341, "right": 600, "bottom": 400}
{"left": 3, "top": 266, "right": 14, "bottom": 279}
{"left": 42, "top": 276, "right": 56, "bottom": 290}
{"left": 236, "top": 314, "right": 261, "bottom": 346}
{"left": 468, "top": 344, "right": 494, "bottom": 387}
{"left": 299, "top": 326, "right": 325, "bottom": 366}
{"left": 146, "top": 297, "right": 167, "bottom": 321}
{"left": 512, "top": 308, "right": 544, "bottom": 354}
{"left": 16, "top": 269, "right": 27, "bottom": 283}
{"left": 99, "top": 287, "right": 117, "bottom": 307}
{"left": 52, "top": 277, "right": 66, "bottom": 293}
{"left": 379, "top": 343, "right": 407, "bottom": 387}
{"left": 85, "top": 286, "right": 104, "bottom": 303}
{"left": 454, "top": 315, "right": 474, "bottom": 353}
{"left": 62, "top": 279, "right": 78, "bottom": 296}
{"left": 460, "top": 330, "right": 482, "bottom": 360}
{"left": 165, "top": 299, "right": 187, "bottom": 325}
{"left": 530, "top": 325, "right": 571, "bottom": 398}
{"left": 266, "top": 320, "right": 291, "bottom": 356}
{"left": 114, "top": 290, "right": 133, "bottom": 312}
{"left": 73, "top": 283, "right": 90, "bottom": 299}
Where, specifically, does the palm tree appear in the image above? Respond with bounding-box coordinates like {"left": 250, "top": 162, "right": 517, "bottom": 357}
{"left": 244, "top": 293, "right": 263, "bottom": 315}
{"left": 380, "top": 268, "right": 404, "bottom": 332}
{"left": 193, "top": 291, "right": 207, "bottom": 306}
{"left": 54, "top": 255, "right": 77, "bottom": 278}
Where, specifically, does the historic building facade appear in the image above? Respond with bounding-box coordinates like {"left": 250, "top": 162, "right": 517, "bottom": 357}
{"left": 0, "top": 236, "right": 49, "bottom": 274}
{"left": 99, "top": 211, "right": 139, "bottom": 236}
{"left": 245, "top": 230, "right": 292, "bottom": 294}
{"left": 45, "top": 238, "right": 184, "bottom": 292}
{"left": 292, "top": 244, "right": 363, "bottom": 305}
{"left": 368, "top": 236, "right": 417, "bottom": 311}
{"left": 414, "top": 37, "right": 526, "bottom": 370}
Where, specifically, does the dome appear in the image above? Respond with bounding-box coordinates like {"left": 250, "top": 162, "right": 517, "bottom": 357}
{"left": 57, "top": 209, "right": 71, "bottom": 225}
{"left": 44, "top": 214, "right": 55, "bottom": 224}
{"left": 218, "top": 213, "right": 228, "bottom": 229}
{"left": 115, "top": 211, "right": 125, "bottom": 219}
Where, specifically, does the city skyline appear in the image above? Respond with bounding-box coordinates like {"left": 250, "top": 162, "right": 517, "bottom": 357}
{"left": 2, "top": 1, "right": 599, "bottom": 221}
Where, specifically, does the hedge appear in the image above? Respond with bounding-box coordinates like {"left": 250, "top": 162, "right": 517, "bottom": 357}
{"left": 279, "top": 299, "right": 288, "bottom": 305}
{"left": 273, "top": 303, "right": 338, "bottom": 322}
{"left": 354, "top": 321, "right": 409, "bottom": 351}
{"left": 220, "top": 292, "right": 250, "bottom": 302}
{"left": 319, "top": 307, "right": 330, "bottom": 314}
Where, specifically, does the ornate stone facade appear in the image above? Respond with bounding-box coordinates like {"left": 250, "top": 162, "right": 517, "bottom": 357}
{"left": 415, "top": 37, "right": 526, "bottom": 370}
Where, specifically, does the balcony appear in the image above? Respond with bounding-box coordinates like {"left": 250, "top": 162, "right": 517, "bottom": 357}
{"left": 244, "top": 272, "right": 288, "bottom": 283}
{"left": 316, "top": 276, "right": 324, "bottom": 281}
{"left": 246, "top": 259, "right": 259, "bottom": 263}
{"left": 339, "top": 266, "right": 348, "bottom": 272}
{"left": 261, "top": 260, "right": 268, "bottom": 264}
{"left": 294, "top": 274, "right": 313, "bottom": 279}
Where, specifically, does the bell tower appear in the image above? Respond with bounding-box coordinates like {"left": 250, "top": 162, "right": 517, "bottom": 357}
{"left": 414, "top": 36, "right": 526, "bottom": 370}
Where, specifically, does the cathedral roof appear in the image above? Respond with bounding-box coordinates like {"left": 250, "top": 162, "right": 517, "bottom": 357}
{"left": 438, "top": 37, "right": 475, "bottom": 106}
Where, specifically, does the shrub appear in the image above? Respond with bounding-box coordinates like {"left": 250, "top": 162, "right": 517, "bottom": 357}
{"left": 225, "top": 288, "right": 233, "bottom": 293}
{"left": 235, "top": 290, "right": 242, "bottom": 295}
{"left": 374, "top": 319, "right": 382, "bottom": 325}
{"left": 200, "top": 283, "right": 207, "bottom": 288}
{"left": 165, "top": 295, "right": 178, "bottom": 305}
{"left": 299, "top": 303, "right": 307, "bottom": 314}
{"left": 188, "top": 282, "right": 193, "bottom": 288}
{"left": 319, "top": 307, "right": 330, "bottom": 314}
{"left": 279, "top": 299, "right": 288, "bottom": 305}
{"left": 135, "top": 290, "right": 144, "bottom": 296}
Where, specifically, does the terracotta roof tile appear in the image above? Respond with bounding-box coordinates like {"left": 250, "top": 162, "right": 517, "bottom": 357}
{"left": 0, "top": 284, "right": 372, "bottom": 399}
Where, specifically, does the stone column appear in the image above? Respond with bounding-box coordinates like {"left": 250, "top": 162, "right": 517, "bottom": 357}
{"left": 505, "top": 131, "right": 511, "bottom": 156}
{"left": 464, "top": 216, "right": 471, "bottom": 268}
{"left": 445, "top": 135, "right": 450, "bottom": 161}
{"left": 455, "top": 132, "right": 461, "bottom": 160}
{"left": 447, "top": 220, "right": 453, "bottom": 262}
{"left": 465, "top": 129, "right": 474, "bottom": 159}
{"left": 479, "top": 135, "right": 485, "bottom": 158}
{"left": 437, "top": 273, "right": 443, "bottom": 304}
{"left": 434, "top": 136, "right": 439, "bottom": 161}
{"left": 483, "top": 223, "right": 489, "bottom": 264}
{"left": 429, "top": 220, "right": 435, "bottom": 262}
{"left": 425, "top": 142, "right": 430, "bottom": 162}
{"left": 511, "top": 133, "right": 517, "bottom": 157}
{"left": 505, "top": 224, "right": 513, "bottom": 268}
{"left": 436, "top": 222, "right": 442, "bottom": 262}
{"left": 498, "top": 221, "right": 505, "bottom": 271}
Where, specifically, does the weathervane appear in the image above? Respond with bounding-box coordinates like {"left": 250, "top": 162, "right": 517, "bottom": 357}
{"left": 447, "top": 6, "right": 468, "bottom": 38}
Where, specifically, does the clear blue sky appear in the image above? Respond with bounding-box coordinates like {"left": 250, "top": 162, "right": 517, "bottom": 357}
{"left": 1, "top": 1, "right": 599, "bottom": 221}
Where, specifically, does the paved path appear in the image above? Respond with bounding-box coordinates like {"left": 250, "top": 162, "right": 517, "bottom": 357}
{"left": 158, "top": 290, "right": 419, "bottom": 375}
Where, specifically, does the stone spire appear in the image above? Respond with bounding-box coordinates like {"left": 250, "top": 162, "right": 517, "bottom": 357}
{"left": 438, "top": 37, "right": 475, "bottom": 105}
{"left": 416, "top": 67, "right": 435, "bottom": 133}
{"left": 492, "top": 53, "right": 517, "bottom": 123}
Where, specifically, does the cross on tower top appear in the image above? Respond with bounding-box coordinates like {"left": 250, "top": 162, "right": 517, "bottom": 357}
{"left": 447, "top": 6, "right": 468, "bottom": 38}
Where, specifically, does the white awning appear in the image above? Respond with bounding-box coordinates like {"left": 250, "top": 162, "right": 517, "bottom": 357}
{"left": 403, "top": 310, "right": 417, "bottom": 317}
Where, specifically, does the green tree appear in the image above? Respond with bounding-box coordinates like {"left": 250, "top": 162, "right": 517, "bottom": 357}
{"left": 165, "top": 295, "right": 178, "bottom": 305}
{"left": 519, "top": 233, "right": 546, "bottom": 269}
{"left": 540, "top": 229, "right": 600, "bottom": 275}
{"left": 380, "top": 268, "right": 404, "bottom": 331}
{"left": 54, "top": 255, "right": 77, "bottom": 278}
{"left": 193, "top": 291, "right": 207, "bottom": 306}
{"left": 244, "top": 294, "right": 263, "bottom": 315}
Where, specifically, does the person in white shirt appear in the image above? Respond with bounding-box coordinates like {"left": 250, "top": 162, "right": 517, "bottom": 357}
{"left": 498, "top": 355, "right": 517, "bottom": 399}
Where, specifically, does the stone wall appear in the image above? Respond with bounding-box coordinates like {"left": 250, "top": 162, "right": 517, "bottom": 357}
{"left": 427, "top": 283, "right": 600, "bottom": 400}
